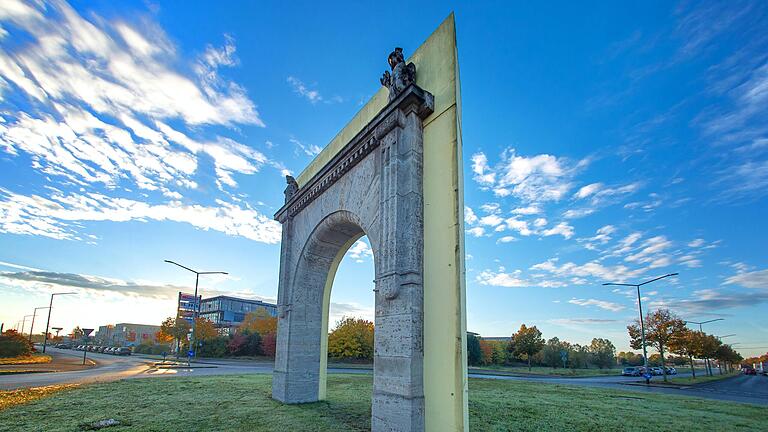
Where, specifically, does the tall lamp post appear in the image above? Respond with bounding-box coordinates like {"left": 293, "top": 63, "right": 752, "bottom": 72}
{"left": 685, "top": 318, "right": 724, "bottom": 376}
{"left": 21, "top": 315, "right": 33, "bottom": 336}
{"left": 164, "top": 260, "right": 227, "bottom": 360}
{"left": 603, "top": 273, "right": 679, "bottom": 384}
{"left": 42, "top": 292, "right": 76, "bottom": 353}
{"left": 28, "top": 306, "right": 50, "bottom": 344}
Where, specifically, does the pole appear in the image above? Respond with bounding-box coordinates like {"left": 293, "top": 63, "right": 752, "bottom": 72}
{"left": 29, "top": 307, "right": 49, "bottom": 344}
{"left": 191, "top": 273, "right": 199, "bottom": 363}
{"left": 43, "top": 294, "right": 54, "bottom": 353}
{"left": 636, "top": 284, "right": 650, "bottom": 384}
{"left": 83, "top": 336, "right": 88, "bottom": 365}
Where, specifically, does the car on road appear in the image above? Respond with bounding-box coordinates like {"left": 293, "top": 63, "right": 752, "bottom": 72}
{"left": 115, "top": 347, "right": 132, "bottom": 356}
{"left": 743, "top": 368, "right": 757, "bottom": 375}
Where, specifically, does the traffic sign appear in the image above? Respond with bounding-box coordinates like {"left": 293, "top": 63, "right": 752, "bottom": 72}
{"left": 643, "top": 373, "right": 652, "bottom": 380}
{"left": 188, "top": 350, "right": 195, "bottom": 357}
{"left": 82, "top": 328, "right": 94, "bottom": 336}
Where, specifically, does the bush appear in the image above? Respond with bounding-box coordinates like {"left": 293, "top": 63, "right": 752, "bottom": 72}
{"left": 134, "top": 343, "right": 172, "bottom": 355}
{"left": 0, "top": 330, "right": 34, "bottom": 357}
{"left": 228, "top": 332, "right": 262, "bottom": 356}
{"left": 261, "top": 333, "right": 276, "bottom": 358}
{"left": 198, "top": 337, "right": 228, "bottom": 358}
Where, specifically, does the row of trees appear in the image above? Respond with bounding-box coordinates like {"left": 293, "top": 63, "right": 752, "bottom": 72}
{"left": 467, "top": 324, "right": 617, "bottom": 370}
{"left": 627, "top": 309, "right": 743, "bottom": 381}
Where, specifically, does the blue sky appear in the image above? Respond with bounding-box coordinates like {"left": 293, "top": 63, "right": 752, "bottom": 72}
{"left": 0, "top": 1, "right": 766, "bottom": 357}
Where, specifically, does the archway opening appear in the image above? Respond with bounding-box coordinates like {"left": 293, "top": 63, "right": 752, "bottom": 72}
{"left": 320, "top": 235, "right": 376, "bottom": 399}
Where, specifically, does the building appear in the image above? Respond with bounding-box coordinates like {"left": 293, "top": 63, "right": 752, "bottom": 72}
{"left": 95, "top": 323, "right": 161, "bottom": 347}
{"left": 198, "top": 295, "right": 277, "bottom": 333}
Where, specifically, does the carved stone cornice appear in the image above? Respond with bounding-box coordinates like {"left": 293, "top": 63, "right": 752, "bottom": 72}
{"left": 275, "top": 84, "right": 434, "bottom": 223}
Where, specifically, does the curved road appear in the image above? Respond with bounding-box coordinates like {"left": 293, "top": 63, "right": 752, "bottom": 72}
{"left": 2, "top": 348, "right": 766, "bottom": 406}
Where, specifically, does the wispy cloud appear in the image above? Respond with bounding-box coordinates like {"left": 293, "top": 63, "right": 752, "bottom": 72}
{"left": 0, "top": 188, "right": 282, "bottom": 243}
{"left": 568, "top": 298, "right": 625, "bottom": 312}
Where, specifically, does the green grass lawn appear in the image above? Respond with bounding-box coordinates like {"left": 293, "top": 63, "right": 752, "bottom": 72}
{"left": 0, "top": 374, "right": 764, "bottom": 432}
{"left": 665, "top": 372, "right": 739, "bottom": 386}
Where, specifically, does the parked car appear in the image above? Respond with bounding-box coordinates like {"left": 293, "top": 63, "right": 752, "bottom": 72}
{"left": 651, "top": 367, "right": 664, "bottom": 376}
{"left": 104, "top": 347, "right": 114, "bottom": 354}
{"left": 743, "top": 368, "right": 757, "bottom": 375}
{"left": 115, "top": 347, "right": 132, "bottom": 356}
{"left": 622, "top": 367, "right": 640, "bottom": 376}
{"left": 664, "top": 367, "right": 677, "bottom": 375}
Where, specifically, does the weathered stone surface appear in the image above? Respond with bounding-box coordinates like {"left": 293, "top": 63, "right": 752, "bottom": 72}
{"left": 272, "top": 84, "right": 433, "bottom": 431}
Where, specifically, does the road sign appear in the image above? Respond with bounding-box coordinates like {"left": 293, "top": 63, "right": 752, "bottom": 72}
{"left": 188, "top": 350, "right": 195, "bottom": 357}
{"left": 643, "top": 373, "right": 652, "bottom": 380}
{"left": 82, "top": 328, "right": 94, "bottom": 336}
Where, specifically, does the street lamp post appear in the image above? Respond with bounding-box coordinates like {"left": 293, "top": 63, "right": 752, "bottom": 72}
{"left": 42, "top": 292, "right": 76, "bottom": 353}
{"left": 685, "top": 318, "right": 724, "bottom": 376}
{"left": 603, "top": 273, "right": 679, "bottom": 384}
{"left": 21, "top": 315, "right": 33, "bottom": 336}
{"left": 28, "top": 307, "right": 50, "bottom": 344}
{"left": 164, "top": 260, "right": 227, "bottom": 362}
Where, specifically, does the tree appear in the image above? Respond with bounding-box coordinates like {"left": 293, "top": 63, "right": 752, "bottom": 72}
{"left": 627, "top": 309, "right": 685, "bottom": 382}
{"left": 669, "top": 328, "right": 705, "bottom": 378}
{"left": 479, "top": 340, "right": 494, "bottom": 365}
{"left": 194, "top": 318, "right": 218, "bottom": 342}
{"left": 699, "top": 334, "right": 721, "bottom": 376}
{"left": 589, "top": 338, "right": 616, "bottom": 369}
{"left": 542, "top": 337, "right": 566, "bottom": 368}
{"left": 239, "top": 309, "right": 278, "bottom": 336}
{"left": 467, "top": 333, "right": 482, "bottom": 366}
{"left": 159, "top": 317, "right": 191, "bottom": 353}
{"left": 71, "top": 326, "right": 84, "bottom": 340}
{"left": 511, "top": 324, "right": 545, "bottom": 371}
{"left": 327, "top": 317, "right": 374, "bottom": 361}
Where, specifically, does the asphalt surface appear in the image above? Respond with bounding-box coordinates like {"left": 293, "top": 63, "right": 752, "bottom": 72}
{"left": 2, "top": 348, "right": 766, "bottom": 406}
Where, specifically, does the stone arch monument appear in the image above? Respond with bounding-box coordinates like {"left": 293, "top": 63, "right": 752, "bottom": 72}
{"left": 272, "top": 15, "right": 467, "bottom": 432}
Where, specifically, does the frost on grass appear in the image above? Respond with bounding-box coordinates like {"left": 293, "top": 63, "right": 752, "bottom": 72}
{"left": 0, "top": 384, "right": 80, "bottom": 410}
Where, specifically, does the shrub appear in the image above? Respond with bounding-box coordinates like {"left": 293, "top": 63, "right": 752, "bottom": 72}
{"left": 0, "top": 330, "right": 34, "bottom": 357}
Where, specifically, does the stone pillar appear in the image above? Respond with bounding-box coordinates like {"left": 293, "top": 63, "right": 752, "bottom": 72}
{"left": 371, "top": 90, "right": 432, "bottom": 432}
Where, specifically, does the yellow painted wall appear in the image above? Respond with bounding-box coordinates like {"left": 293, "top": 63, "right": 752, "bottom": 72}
{"left": 300, "top": 14, "right": 467, "bottom": 431}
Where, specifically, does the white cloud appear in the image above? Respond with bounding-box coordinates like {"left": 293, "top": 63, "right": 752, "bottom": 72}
{"left": 725, "top": 269, "right": 768, "bottom": 290}
{"left": 568, "top": 298, "right": 625, "bottom": 312}
{"left": 497, "top": 236, "right": 516, "bottom": 243}
{"left": 688, "top": 238, "right": 705, "bottom": 248}
{"left": 511, "top": 205, "right": 541, "bottom": 215}
{"left": 0, "top": 188, "right": 282, "bottom": 244}
{"left": 477, "top": 267, "right": 565, "bottom": 288}
{"left": 531, "top": 258, "right": 644, "bottom": 282}
{"left": 346, "top": 239, "right": 373, "bottom": 263}
{"left": 290, "top": 138, "right": 322, "bottom": 157}
{"left": 541, "top": 222, "right": 574, "bottom": 239}
{"left": 574, "top": 183, "right": 603, "bottom": 199}
{"left": 471, "top": 149, "right": 584, "bottom": 202}
{"left": 0, "top": 1, "right": 272, "bottom": 193}
{"left": 287, "top": 76, "right": 323, "bottom": 104}
{"left": 533, "top": 217, "right": 547, "bottom": 228}
{"left": 479, "top": 214, "right": 504, "bottom": 227}
{"left": 471, "top": 152, "right": 495, "bottom": 185}
{"left": 467, "top": 227, "right": 485, "bottom": 237}
{"left": 503, "top": 217, "right": 533, "bottom": 236}
{"left": 563, "top": 208, "right": 595, "bottom": 219}
{"left": 464, "top": 206, "right": 478, "bottom": 225}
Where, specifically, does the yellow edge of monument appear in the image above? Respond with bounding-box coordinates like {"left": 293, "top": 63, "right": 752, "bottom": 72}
{"left": 306, "top": 13, "right": 468, "bottom": 431}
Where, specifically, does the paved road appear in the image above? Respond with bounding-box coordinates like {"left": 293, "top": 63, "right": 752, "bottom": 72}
{"left": 3, "top": 348, "right": 766, "bottom": 406}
